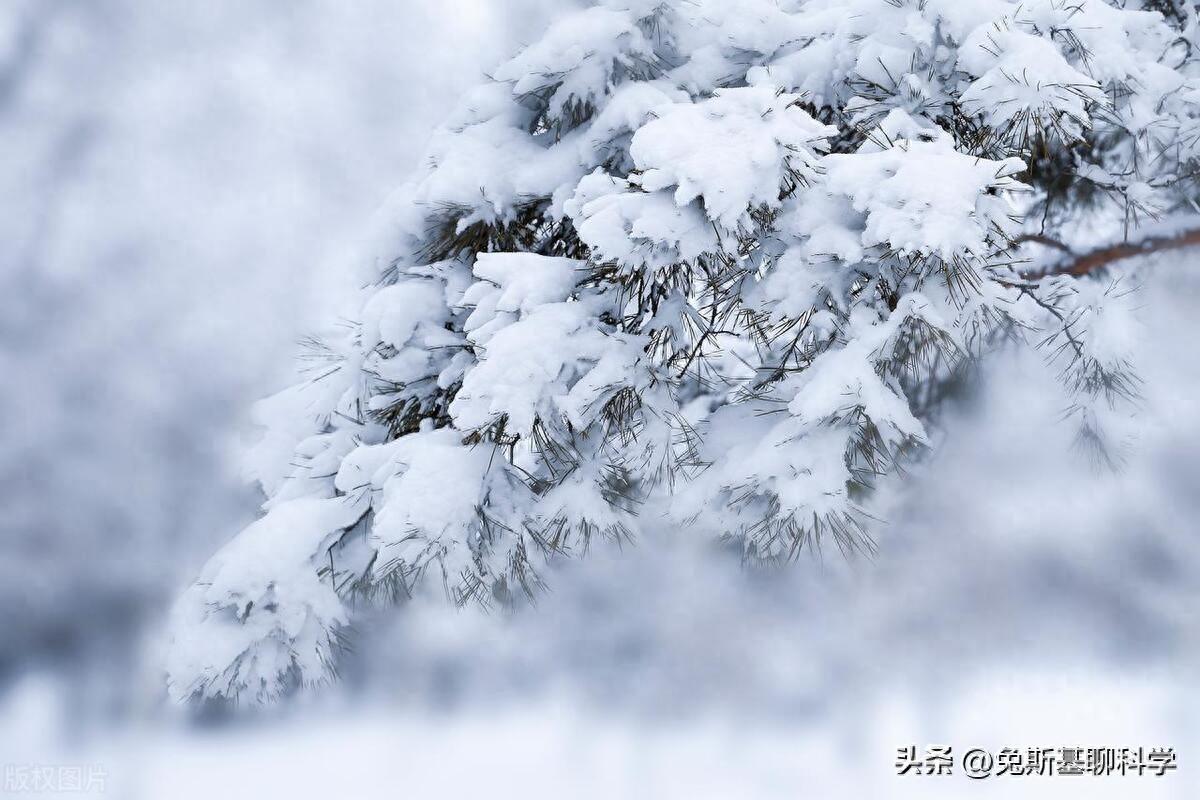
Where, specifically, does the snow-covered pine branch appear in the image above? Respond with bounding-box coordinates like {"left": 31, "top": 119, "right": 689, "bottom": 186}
{"left": 166, "top": 0, "right": 1200, "bottom": 703}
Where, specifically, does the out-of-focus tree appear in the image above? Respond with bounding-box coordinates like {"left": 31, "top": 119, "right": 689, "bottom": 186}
{"left": 0, "top": 0, "right": 563, "bottom": 703}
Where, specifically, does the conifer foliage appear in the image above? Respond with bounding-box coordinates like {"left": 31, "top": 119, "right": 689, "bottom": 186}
{"left": 167, "top": 0, "right": 1200, "bottom": 701}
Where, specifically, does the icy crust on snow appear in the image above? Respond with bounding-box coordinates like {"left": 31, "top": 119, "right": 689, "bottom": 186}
{"left": 168, "top": 0, "right": 1195, "bottom": 700}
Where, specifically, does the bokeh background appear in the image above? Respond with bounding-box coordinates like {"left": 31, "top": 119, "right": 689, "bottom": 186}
{"left": 2, "top": 1, "right": 1198, "bottom": 797}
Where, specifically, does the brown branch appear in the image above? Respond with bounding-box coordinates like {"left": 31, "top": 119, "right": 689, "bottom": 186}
{"left": 1021, "top": 227, "right": 1200, "bottom": 279}
{"left": 1013, "top": 233, "right": 1073, "bottom": 254}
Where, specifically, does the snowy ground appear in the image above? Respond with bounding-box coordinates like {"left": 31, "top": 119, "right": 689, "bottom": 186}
{"left": 1, "top": 664, "right": 1192, "bottom": 799}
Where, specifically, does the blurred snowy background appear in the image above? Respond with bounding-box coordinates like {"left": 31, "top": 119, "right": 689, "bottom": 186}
{"left": 0, "top": 0, "right": 565, "bottom": 698}
{"left": 1, "top": 1, "right": 1198, "bottom": 797}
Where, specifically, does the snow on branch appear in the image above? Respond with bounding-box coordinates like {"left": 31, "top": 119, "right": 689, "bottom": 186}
{"left": 166, "top": 0, "right": 1200, "bottom": 702}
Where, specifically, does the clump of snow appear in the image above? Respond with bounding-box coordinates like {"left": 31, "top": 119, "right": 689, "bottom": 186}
{"left": 166, "top": 495, "right": 368, "bottom": 702}
{"left": 629, "top": 88, "right": 834, "bottom": 231}
{"left": 820, "top": 133, "right": 1026, "bottom": 261}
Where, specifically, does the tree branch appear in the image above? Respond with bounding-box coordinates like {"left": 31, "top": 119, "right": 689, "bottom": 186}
{"left": 1013, "top": 233, "right": 1073, "bottom": 254}
{"left": 1022, "top": 227, "right": 1200, "bottom": 279}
